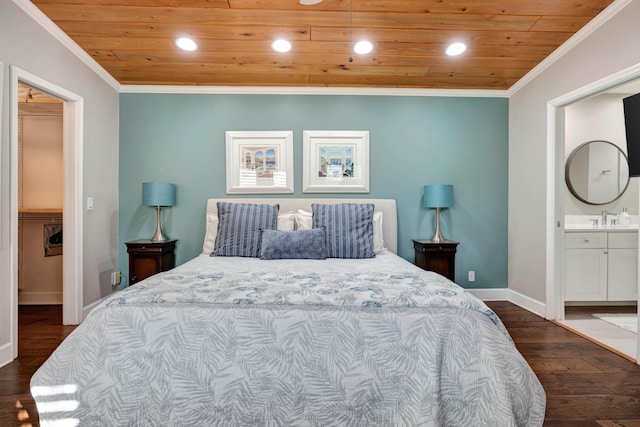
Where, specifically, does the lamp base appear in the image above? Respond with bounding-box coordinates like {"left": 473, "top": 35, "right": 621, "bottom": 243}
{"left": 430, "top": 207, "right": 446, "bottom": 243}
{"left": 151, "top": 206, "right": 169, "bottom": 242}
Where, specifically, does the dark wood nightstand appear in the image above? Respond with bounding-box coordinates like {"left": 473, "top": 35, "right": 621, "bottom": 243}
{"left": 125, "top": 239, "right": 177, "bottom": 285}
{"left": 413, "top": 239, "right": 459, "bottom": 281}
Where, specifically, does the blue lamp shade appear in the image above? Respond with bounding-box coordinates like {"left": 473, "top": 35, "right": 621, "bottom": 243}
{"left": 424, "top": 184, "right": 453, "bottom": 209}
{"left": 142, "top": 182, "right": 175, "bottom": 207}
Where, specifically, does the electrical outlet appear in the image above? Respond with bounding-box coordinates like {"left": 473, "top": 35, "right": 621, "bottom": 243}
{"left": 468, "top": 271, "right": 475, "bottom": 282}
{"left": 111, "top": 271, "right": 121, "bottom": 286}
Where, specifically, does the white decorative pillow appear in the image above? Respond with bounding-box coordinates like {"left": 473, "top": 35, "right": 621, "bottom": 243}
{"left": 295, "top": 209, "right": 385, "bottom": 252}
{"left": 202, "top": 211, "right": 296, "bottom": 255}
{"left": 202, "top": 214, "right": 219, "bottom": 255}
{"left": 277, "top": 211, "right": 296, "bottom": 232}
{"left": 295, "top": 209, "right": 313, "bottom": 231}
{"left": 372, "top": 211, "right": 385, "bottom": 252}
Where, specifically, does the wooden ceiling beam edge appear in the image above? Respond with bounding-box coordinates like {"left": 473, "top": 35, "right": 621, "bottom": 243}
{"left": 32, "top": 0, "right": 611, "bottom": 16}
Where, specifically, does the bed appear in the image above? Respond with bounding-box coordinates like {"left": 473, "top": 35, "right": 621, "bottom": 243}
{"left": 31, "top": 198, "right": 546, "bottom": 426}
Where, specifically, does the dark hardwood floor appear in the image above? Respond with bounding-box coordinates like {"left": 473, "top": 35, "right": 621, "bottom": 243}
{"left": 0, "top": 305, "right": 76, "bottom": 427}
{"left": 1, "top": 302, "right": 639, "bottom": 426}
{"left": 487, "top": 301, "right": 640, "bottom": 427}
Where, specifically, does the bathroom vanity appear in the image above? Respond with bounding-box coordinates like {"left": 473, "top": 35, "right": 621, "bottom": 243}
{"left": 565, "top": 227, "right": 638, "bottom": 302}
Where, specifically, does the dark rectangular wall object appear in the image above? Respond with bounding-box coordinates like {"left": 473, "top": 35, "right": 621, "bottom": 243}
{"left": 623, "top": 92, "right": 640, "bottom": 177}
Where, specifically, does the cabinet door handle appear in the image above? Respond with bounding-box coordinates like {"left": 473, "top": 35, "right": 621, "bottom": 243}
{"left": 604, "top": 251, "right": 608, "bottom": 254}
{"left": 584, "top": 239, "right": 589, "bottom": 243}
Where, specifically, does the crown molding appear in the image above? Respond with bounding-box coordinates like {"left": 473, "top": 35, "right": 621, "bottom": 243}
{"left": 119, "top": 85, "right": 508, "bottom": 98}
{"left": 12, "top": 0, "right": 121, "bottom": 92}
{"left": 507, "top": 0, "right": 634, "bottom": 96}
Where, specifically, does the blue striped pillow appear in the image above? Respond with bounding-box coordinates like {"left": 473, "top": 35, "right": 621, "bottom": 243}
{"left": 311, "top": 203, "right": 375, "bottom": 259}
{"left": 212, "top": 202, "right": 279, "bottom": 257}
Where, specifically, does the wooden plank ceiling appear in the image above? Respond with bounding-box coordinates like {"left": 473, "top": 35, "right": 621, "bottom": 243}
{"left": 30, "top": 0, "right": 615, "bottom": 90}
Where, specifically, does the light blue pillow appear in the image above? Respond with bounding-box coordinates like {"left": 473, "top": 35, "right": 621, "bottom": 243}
{"left": 212, "top": 202, "right": 279, "bottom": 257}
{"left": 311, "top": 203, "right": 375, "bottom": 259}
{"left": 259, "top": 228, "right": 327, "bottom": 260}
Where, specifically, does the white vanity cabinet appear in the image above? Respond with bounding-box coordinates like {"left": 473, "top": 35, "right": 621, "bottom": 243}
{"left": 607, "top": 232, "right": 638, "bottom": 301}
{"left": 565, "top": 231, "right": 638, "bottom": 302}
{"left": 565, "top": 233, "right": 608, "bottom": 301}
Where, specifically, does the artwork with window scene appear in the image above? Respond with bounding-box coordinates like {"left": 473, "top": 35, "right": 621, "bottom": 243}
{"left": 303, "top": 130, "right": 369, "bottom": 193}
{"left": 225, "top": 131, "right": 294, "bottom": 194}
{"left": 318, "top": 145, "right": 354, "bottom": 178}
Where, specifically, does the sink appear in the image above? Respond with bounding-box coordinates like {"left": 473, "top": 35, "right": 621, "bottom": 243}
{"left": 564, "top": 214, "right": 638, "bottom": 231}
{"left": 564, "top": 223, "right": 638, "bottom": 231}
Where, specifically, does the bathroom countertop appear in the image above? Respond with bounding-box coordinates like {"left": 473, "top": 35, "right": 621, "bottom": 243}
{"left": 564, "top": 224, "right": 638, "bottom": 232}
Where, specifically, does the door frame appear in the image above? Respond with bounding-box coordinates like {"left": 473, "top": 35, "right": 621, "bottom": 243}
{"left": 547, "top": 62, "right": 640, "bottom": 361}
{"left": 9, "top": 66, "right": 84, "bottom": 358}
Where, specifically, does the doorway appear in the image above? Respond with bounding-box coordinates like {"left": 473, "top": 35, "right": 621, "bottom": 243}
{"left": 17, "top": 83, "right": 64, "bottom": 307}
{"left": 9, "top": 67, "right": 84, "bottom": 360}
{"left": 548, "top": 63, "right": 640, "bottom": 363}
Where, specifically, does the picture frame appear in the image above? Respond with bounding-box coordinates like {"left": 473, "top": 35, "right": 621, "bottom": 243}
{"left": 303, "top": 130, "right": 370, "bottom": 193}
{"left": 225, "top": 130, "right": 294, "bottom": 194}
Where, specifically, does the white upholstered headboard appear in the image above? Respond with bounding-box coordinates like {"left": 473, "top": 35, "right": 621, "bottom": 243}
{"left": 205, "top": 198, "right": 398, "bottom": 254}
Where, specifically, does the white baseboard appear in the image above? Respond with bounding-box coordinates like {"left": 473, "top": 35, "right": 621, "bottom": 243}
{"left": 0, "top": 342, "right": 14, "bottom": 369}
{"left": 467, "top": 288, "right": 547, "bottom": 319}
{"left": 82, "top": 293, "right": 115, "bottom": 321}
{"left": 466, "top": 288, "right": 510, "bottom": 300}
{"left": 506, "top": 289, "right": 547, "bottom": 318}
{"left": 17, "top": 292, "right": 114, "bottom": 320}
{"left": 18, "top": 292, "right": 63, "bottom": 305}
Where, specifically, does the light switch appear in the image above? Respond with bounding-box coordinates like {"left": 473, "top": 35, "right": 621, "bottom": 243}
{"left": 87, "top": 197, "right": 94, "bottom": 211}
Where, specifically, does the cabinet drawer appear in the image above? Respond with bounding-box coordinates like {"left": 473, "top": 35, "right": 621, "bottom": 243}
{"left": 565, "top": 232, "right": 607, "bottom": 249}
{"left": 608, "top": 232, "right": 638, "bottom": 249}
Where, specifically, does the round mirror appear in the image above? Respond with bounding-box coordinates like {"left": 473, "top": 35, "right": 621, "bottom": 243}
{"left": 565, "top": 140, "right": 630, "bottom": 205}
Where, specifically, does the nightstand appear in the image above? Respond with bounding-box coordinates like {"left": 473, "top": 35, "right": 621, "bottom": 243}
{"left": 125, "top": 239, "right": 177, "bottom": 285}
{"left": 413, "top": 239, "right": 459, "bottom": 281}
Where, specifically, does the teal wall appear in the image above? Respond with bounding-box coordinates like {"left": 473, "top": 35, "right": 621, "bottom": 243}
{"left": 119, "top": 93, "right": 508, "bottom": 289}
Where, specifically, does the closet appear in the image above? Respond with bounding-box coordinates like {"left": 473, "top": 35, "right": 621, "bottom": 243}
{"left": 17, "top": 85, "right": 64, "bottom": 304}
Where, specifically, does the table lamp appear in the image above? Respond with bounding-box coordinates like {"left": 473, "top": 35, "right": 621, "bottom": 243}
{"left": 424, "top": 184, "right": 453, "bottom": 243}
{"left": 142, "top": 182, "right": 175, "bottom": 242}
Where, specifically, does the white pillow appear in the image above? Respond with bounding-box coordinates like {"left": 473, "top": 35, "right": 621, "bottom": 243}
{"left": 295, "top": 209, "right": 313, "bottom": 230}
{"left": 372, "top": 211, "right": 385, "bottom": 252}
{"left": 202, "top": 213, "right": 219, "bottom": 255}
{"left": 277, "top": 211, "right": 296, "bottom": 232}
{"left": 295, "top": 209, "right": 385, "bottom": 252}
{"left": 202, "top": 211, "right": 296, "bottom": 255}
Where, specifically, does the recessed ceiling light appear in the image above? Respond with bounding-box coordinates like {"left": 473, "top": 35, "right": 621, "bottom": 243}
{"left": 445, "top": 42, "right": 467, "bottom": 56}
{"left": 271, "top": 39, "right": 292, "bottom": 53}
{"left": 175, "top": 37, "right": 197, "bottom": 51}
{"left": 353, "top": 41, "right": 373, "bottom": 55}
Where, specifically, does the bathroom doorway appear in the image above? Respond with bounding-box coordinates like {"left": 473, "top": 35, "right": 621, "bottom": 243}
{"left": 561, "top": 88, "right": 638, "bottom": 360}
{"left": 549, "top": 67, "right": 640, "bottom": 363}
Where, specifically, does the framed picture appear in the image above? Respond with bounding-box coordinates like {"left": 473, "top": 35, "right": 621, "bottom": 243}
{"left": 303, "top": 130, "right": 370, "bottom": 193}
{"left": 225, "top": 131, "right": 294, "bottom": 194}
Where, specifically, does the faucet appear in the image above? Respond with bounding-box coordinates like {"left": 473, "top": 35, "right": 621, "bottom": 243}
{"left": 602, "top": 210, "right": 608, "bottom": 227}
